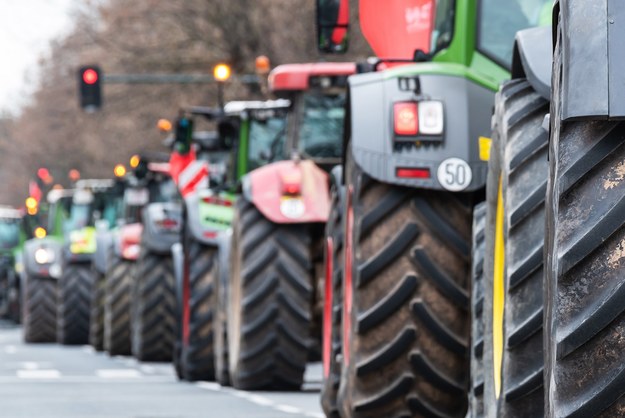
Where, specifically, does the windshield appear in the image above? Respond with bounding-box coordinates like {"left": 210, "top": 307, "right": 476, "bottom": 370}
{"left": 149, "top": 178, "right": 179, "bottom": 203}
{"left": 248, "top": 116, "right": 288, "bottom": 170}
{"left": 297, "top": 92, "right": 345, "bottom": 159}
{"left": 431, "top": 0, "right": 456, "bottom": 53}
{"left": 65, "top": 204, "right": 92, "bottom": 233}
{"left": 478, "top": 0, "right": 551, "bottom": 68}
{"left": 0, "top": 220, "right": 20, "bottom": 249}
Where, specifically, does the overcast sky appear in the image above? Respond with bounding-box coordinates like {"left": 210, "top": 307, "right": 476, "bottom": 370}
{"left": 0, "top": 0, "right": 75, "bottom": 113}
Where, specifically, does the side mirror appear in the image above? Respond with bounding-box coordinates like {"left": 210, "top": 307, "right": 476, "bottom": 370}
{"left": 174, "top": 117, "right": 194, "bottom": 154}
{"left": 316, "top": 0, "right": 349, "bottom": 53}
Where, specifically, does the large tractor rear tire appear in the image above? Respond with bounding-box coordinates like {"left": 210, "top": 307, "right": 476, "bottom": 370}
{"left": 23, "top": 274, "right": 57, "bottom": 343}
{"left": 90, "top": 269, "right": 106, "bottom": 351}
{"left": 321, "top": 182, "right": 345, "bottom": 418}
{"left": 480, "top": 80, "right": 548, "bottom": 418}
{"left": 227, "top": 199, "right": 314, "bottom": 391}
{"left": 469, "top": 202, "right": 486, "bottom": 418}
{"left": 176, "top": 238, "right": 217, "bottom": 381}
{"left": 131, "top": 249, "right": 175, "bottom": 362}
{"left": 544, "top": 27, "right": 625, "bottom": 417}
{"left": 337, "top": 143, "right": 471, "bottom": 418}
{"left": 104, "top": 249, "right": 133, "bottom": 356}
{"left": 57, "top": 262, "right": 95, "bottom": 345}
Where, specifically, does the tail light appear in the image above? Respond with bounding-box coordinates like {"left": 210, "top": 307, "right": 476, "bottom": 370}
{"left": 202, "top": 196, "right": 233, "bottom": 207}
{"left": 394, "top": 102, "right": 418, "bottom": 136}
{"left": 396, "top": 168, "right": 431, "bottom": 179}
{"left": 393, "top": 100, "right": 444, "bottom": 138}
{"left": 156, "top": 218, "right": 179, "bottom": 230}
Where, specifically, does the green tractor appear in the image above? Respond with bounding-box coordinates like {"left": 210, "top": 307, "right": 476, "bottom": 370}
{"left": 56, "top": 180, "right": 114, "bottom": 345}
{"left": 316, "top": 0, "right": 550, "bottom": 417}
{"left": 0, "top": 206, "right": 26, "bottom": 323}
{"left": 170, "top": 100, "right": 291, "bottom": 383}
{"left": 479, "top": 1, "right": 625, "bottom": 417}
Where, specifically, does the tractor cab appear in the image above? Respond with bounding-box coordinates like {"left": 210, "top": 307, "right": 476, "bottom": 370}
{"left": 269, "top": 63, "right": 354, "bottom": 172}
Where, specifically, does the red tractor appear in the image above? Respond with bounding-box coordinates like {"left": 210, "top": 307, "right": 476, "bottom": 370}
{"left": 223, "top": 62, "right": 355, "bottom": 390}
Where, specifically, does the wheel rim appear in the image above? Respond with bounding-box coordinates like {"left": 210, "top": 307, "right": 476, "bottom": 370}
{"left": 342, "top": 185, "right": 354, "bottom": 367}
{"left": 322, "top": 236, "right": 334, "bottom": 378}
{"left": 493, "top": 175, "right": 506, "bottom": 399}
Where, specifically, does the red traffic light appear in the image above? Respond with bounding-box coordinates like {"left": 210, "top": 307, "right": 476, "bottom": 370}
{"left": 82, "top": 68, "right": 98, "bottom": 85}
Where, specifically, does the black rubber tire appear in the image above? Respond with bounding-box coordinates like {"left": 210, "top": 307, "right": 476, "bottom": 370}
{"left": 23, "top": 273, "right": 57, "bottom": 343}
{"left": 7, "top": 269, "right": 21, "bottom": 324}
{"left": 544, "top": 25, "right": 625, "bottom": 418}
{"left": 57, "top": 262, "right": 95, "bottom": 345}
{"left": 131, "top": 249, "right": 176, "bottom": 362}
{"left": 227, "top": 198, "right": 314, "bottom": 391}
{"left": 321, "top": 181, "right": 345, "bottom": 418}
{"left": 481, "top": 79, "right": 548, "bottom": 418}
{"left": 178, "top": 238, "right": 217, "bottom": 381}
{"left": 338, "top": 143, "right": 472, "bottom": 418}
{"left": 89, "top": 269, "right": 106, "bottom": 351}
{"left": 104, "top": 249, "right": 134, "bottom": 356}
{"left": 469, "top": 202, "right": 486, "bottom": 418}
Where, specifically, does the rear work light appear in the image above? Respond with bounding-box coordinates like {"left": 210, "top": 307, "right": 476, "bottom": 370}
{"left": 393, "top": 101, "right": 444, "bottom": 138}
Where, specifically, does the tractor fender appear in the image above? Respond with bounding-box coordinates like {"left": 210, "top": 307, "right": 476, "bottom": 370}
{"left": 556, "top": 0, "right": 625, "bottom": 120}
{"left": 23, "top": 238, "right": 63, "bottom": 279}
{"left": 114, "top": 223, "right": 143, "bottom": 260}
{"left": 348, "top": 70, "right": 493, "bottom": 191}
{"left": 184, "top": 191, "right": 233, "bottom": 247}
{"left": 94, "top": 231, "right": 113, "bottom": 275}
{"left": 141, "top": 202, "right": 182, "bottom": 254}
{"left": 171, "top": 242, "right": 184, "bottom": 313}
{"left": 241, "top": 160, "right": 331, "bottom": 224}
{"left": 216, "top": 231, "right": 231, "bottom": 298}
{"left": 511, "top": 26, "right": 552, "bottom": 101}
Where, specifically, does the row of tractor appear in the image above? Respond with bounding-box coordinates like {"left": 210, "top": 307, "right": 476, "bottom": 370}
{"left": 3, "top": 0, "right": 624, "bottom": 416}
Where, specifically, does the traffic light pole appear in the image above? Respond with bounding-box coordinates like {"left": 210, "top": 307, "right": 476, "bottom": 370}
{"left": 102, "top": 74, "right": 258, "bottom": 85}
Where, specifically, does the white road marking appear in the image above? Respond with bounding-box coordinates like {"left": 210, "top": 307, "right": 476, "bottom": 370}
{"left": 20, "top": 362, "right": 39, "bottom": 370}
{"left": 139, "top": 365, "right": 155, "bottom": 374}
{"left": 196, "top": 381, "right": 321, "bottom": 417}
{"left": 4, "top": 345, "right": 16, "bottom": 354}
{"left": 17, "top": 369, "right": 61, "bottom": 379}
{"left": 274, "top": 404, "right": 303, "bottom": 414}
{"left": 96, "top": 369, "right": 142, "bottom": 379}
{"left": 196, "top": 382, "right": 221, "bottom": 391}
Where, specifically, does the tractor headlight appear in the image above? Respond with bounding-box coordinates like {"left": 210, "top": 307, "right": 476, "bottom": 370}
{"left": 34, "top": 248, "right": 55, "bottom": 265}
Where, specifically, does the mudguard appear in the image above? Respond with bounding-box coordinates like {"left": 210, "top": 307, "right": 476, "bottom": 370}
{"left": 184, "top": 190, "right": 234, "bottom": 247}
{"left": 348, "top": 70, "right": 493, "bottom": 191}
{"left": 113, "top": 223, "right": 143, "bottom": 260}
{"left": 216, "top": 231, "right": 231, "bottom": 305}
{"left": 141, "top": 202, "right": 182, "bottom": 254}
{"left": 171, "top": 242, "right": 184, "bottom": 314}
{"left": 23, "top": 238, "right": 63, "bottom": 279}
{"left": 94, "top": 231, "right": 113, "bottom": 275}
{"left": 556, "top": 0, "right": 625, "bottom": 120}
{"left": 511, "top": 26, "right": 552, "bottom": 100}
{"left": 241, "top": 160, "right": 330, "bottom": 224}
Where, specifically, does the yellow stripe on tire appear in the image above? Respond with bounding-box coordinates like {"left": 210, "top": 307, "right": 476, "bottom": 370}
{"left": 493, "top": 175, "right": 505, "bottom": 399}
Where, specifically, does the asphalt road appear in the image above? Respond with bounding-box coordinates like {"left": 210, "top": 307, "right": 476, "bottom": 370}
{"left": 0, "top": 321, "right": 324, "bottom": 418}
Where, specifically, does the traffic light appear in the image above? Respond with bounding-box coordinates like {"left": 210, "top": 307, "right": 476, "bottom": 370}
{"left": 78, "top": 65, "right": 102, "bottom": 111}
